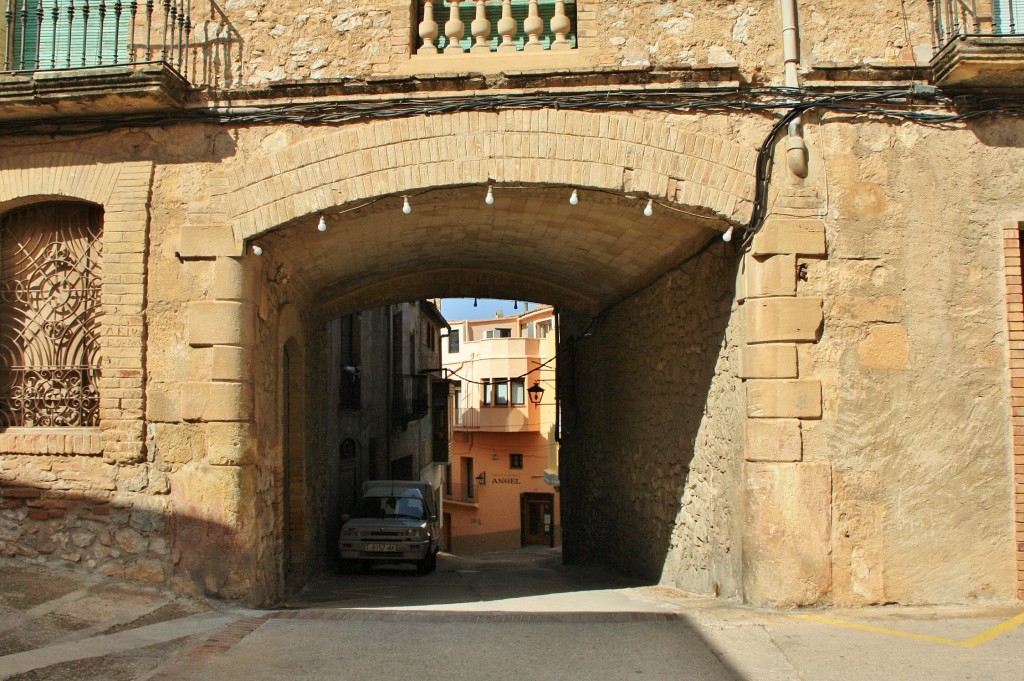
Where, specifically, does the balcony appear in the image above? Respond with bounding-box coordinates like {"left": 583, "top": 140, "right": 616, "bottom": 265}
{"left": 455, "top": 405, "right": 535, "bottom": 432}
{"left": 930, "top": 0, "right": 1024, "bottom": 88}
{"left": 0, "top": 0, "right": 239, "bottom": 120}
{"left": 399, "top": 0, "right": 590, "bottom": 75}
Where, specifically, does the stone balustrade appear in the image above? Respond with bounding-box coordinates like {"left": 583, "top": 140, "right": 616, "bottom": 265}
{"left": 417, "top": 0, "right": 575, "bottom": 55}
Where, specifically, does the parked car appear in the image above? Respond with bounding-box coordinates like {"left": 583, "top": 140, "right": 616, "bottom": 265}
{"left": 338, "top": 480, "right": 440, "bottom": 574}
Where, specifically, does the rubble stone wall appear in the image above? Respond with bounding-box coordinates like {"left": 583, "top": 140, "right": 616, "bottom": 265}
{"left": 0, "top": 457, "right": 170, "bottom": 584}
{"left": 559, "top": 249, "right": 744, "bottom": 597}
{"left": 210, "top": 0, "right": 934, "bottom": 86}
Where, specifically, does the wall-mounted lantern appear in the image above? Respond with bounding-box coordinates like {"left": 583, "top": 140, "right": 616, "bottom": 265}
{"left": 527, "top": 381, "right": 545, "bottom": 406}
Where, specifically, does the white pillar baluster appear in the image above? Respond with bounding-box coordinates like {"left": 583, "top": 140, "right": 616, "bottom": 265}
{"left": 471, "top": 0, "right": 491, "bottom": 53}
{"left": 496, "top": 0, "right": 516, "bottom": 52}
{"left": 418, "top": 0, "right": 438, "bottom": 54}
{"left": 549, "top": 0, "right": 571, "bottom": 50}
{"left": 523, "top": 0, "right": 543, "bottom": 51}
{"left": 444, "top": 0, "right": 465, "bottom": 54}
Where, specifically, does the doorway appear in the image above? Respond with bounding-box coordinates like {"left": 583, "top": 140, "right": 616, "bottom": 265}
{"left": 521, "top": 493, "right": 555, "bottom": 547}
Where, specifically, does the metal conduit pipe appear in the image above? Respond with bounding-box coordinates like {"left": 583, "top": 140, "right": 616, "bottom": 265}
{"left": 781, "top": 0, "right": 809, "bottom": 177}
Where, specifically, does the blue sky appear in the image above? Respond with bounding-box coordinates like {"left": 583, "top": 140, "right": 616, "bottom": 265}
{"left": 439, "top": 298, "right": 537, "bottom": 322}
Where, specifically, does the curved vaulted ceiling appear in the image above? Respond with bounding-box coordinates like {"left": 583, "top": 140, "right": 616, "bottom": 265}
{"left": 258, "top": 185, "right": 726, "bottom": 318}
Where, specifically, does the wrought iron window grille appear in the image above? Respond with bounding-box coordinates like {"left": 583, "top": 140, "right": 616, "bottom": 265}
{"left": 0, "top": 203, "right": 102, "bottom": 429}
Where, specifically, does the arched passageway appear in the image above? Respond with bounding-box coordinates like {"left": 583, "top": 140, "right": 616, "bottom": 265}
{"left": 224, "top": 114, "right": 749, "bottom": 602}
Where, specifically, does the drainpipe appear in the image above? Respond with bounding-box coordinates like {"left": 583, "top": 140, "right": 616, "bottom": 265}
{"left": 781, "top": 0, "right": 809, "bottom": 178}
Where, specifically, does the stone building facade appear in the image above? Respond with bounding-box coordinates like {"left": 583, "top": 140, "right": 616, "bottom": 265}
{"left": 0, "top": 0, "right": 1021, "bottom": 606}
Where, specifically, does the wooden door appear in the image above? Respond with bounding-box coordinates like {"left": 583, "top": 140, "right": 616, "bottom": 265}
{"left": 521, "top": 494, "right": 554, "bottom": 547}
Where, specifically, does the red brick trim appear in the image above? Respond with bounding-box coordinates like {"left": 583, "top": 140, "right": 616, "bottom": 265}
{"left": 1001, "top": 221, "right": 1024, "bottom": 600}
{"left": 147, "top": 616, "right": 268, "bottom": 681}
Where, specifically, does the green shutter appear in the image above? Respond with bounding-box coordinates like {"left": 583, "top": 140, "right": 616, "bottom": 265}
{"left": 11, "top": 0, "right": 130, "bottom": 70}
{"left": 993, "top": 0, "right": 1024, "bottom": 34}
{"left": 437, "top": 0, "right": 578, "bottom": 52}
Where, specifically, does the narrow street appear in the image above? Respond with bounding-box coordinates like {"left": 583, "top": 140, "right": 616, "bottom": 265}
{"left": 1, "top": 550, "right": 1022, "bottom": 680}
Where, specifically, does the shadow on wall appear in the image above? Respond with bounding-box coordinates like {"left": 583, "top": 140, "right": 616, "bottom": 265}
{"left": 968, "top": 116, "right": 1024, "bottom": 149}
{"left": 0, "top": 478, "right": 253, "bottom": 602}
{"left": 559, "top": 242, "right": 743, "bottom": 594}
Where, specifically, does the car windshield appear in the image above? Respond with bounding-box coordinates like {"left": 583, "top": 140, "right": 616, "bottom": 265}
{"left": 351, "top": 495, "right": 427, "bottom": 520}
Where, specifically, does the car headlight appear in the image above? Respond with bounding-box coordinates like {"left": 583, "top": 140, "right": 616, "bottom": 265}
{"left": 406, "top": 527, "right": 427, "bottom": 540}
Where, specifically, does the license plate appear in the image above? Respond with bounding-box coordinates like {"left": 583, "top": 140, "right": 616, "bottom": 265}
{"left": 365, "top": 544, "right": 399, "bottom": 553}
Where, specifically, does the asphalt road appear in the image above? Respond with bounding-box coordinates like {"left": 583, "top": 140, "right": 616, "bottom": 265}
{"left": 1, "top": 549, "right": 1023, "bottom": 681}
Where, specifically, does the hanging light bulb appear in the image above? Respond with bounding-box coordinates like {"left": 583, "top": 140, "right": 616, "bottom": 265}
{"left": 317, "top": 215, "right": 327, "bottom": 232}
{"left": 722, "top": 226, "right": 734, "bottom": 242}
{"left": 643, "top": 199, "right": 654, "bottom": 217}
{"left": 402, "top": 196, "right": 412, "bottom": 214}
{"left": 473, "top": 298, "right": 478, "bottom": 307}
{"left": 569, "top": 189, "right": 579, "bottom": 206}
{"left": 514, "top": 300, "right": 518, "bottom": 310}
{"left": 252, "top": 244, "right": 264, "bottom": 256}
{"left": 485, "top": 186, "right": 495, "bottom": 205}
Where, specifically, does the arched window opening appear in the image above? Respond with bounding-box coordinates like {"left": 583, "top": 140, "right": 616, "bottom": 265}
{"left": 0, "top": 202, "right": 102, "bottom": 428}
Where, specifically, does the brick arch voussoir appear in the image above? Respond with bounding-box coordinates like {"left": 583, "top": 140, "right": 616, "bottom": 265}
{"left": 0, "top": 153, "right": 131, "bottom": 210}
{"left": 221, "top": 111, "right": 757, "bottom": 243}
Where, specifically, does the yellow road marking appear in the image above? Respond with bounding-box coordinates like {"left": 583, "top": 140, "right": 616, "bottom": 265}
{"left": 961, "top": 610, "right": 1024, "bottom": 648}
{"left": 792, "top": 611, "right": 1024, "bottom": 649}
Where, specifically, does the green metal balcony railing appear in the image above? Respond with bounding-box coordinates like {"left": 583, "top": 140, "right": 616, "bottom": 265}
{"left": 3, "top": 0, "right": 191, "bottom": 74}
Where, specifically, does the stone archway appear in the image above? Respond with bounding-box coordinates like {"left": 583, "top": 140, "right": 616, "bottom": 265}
{"left": 172, "top": 110, "right": 829, "bottom": 606}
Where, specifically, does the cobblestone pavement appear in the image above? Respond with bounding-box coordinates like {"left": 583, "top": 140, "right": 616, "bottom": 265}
{"left": 2, "top": 550, "right": 1023, "bottom": 681}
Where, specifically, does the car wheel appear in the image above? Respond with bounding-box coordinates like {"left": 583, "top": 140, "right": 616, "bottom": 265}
{"left": 416, "top": 549, "right": 437, "bottom": 575}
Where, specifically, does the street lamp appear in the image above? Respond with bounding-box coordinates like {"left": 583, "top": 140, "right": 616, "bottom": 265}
{"left": 527, "top": 381, "right": 545, "bottom": 406}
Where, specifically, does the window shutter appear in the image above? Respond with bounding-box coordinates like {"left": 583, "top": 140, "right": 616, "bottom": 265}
{"left": 11, "top": 0, "right": 130, "bottom": 70}
{"left": 993, "top": 0, "right": 1024, "bottom": 33}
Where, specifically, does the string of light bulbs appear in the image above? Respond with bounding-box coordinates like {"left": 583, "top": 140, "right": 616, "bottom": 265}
{"left": 249, "top": 183, "right": 731, "bottom": 255}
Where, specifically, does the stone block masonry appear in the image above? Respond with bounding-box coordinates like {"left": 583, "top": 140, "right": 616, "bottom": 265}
{"left": 739, "top": 212, "right": 829, "bottom": 607}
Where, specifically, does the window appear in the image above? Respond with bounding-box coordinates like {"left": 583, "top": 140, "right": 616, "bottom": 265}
{"left": 454, "top": 381, "right": 463, "bottom": 425}
{"left": 494, "top": 378, "right": 508, "bottom": 406}
{"left": 462, "top": 456, "right": 475, "bottom": 500}
{"left": 537, "top": 321, "right": 552, "bottom": 338}
{"left": 511, "top": 378, "right": 525, "bottom": 405}
{"left": 448, "top": 328, "right": 460, "bottom": 353}
{"left": 8, "top": 0, "right": 132, "bottom": 71}
{"left": 422, "top": 318, "right": 435, "bottom": 350}
{"left": 994, "top": 0, "right": 1024, "bottom": 33}
{"left": 482, "top": 379, "right": 492, "bottom": 406}
{"left": 340, "top": 314, "right": 361, "bottom": 411}
{"left": 484, "top": 328, "right": 512, "bottom": 339}
{"left": 509, "top": 453, "right": 523, "bottom": 469}
{"left": 0, "top": 202, "right": 102, "bottom": 428}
